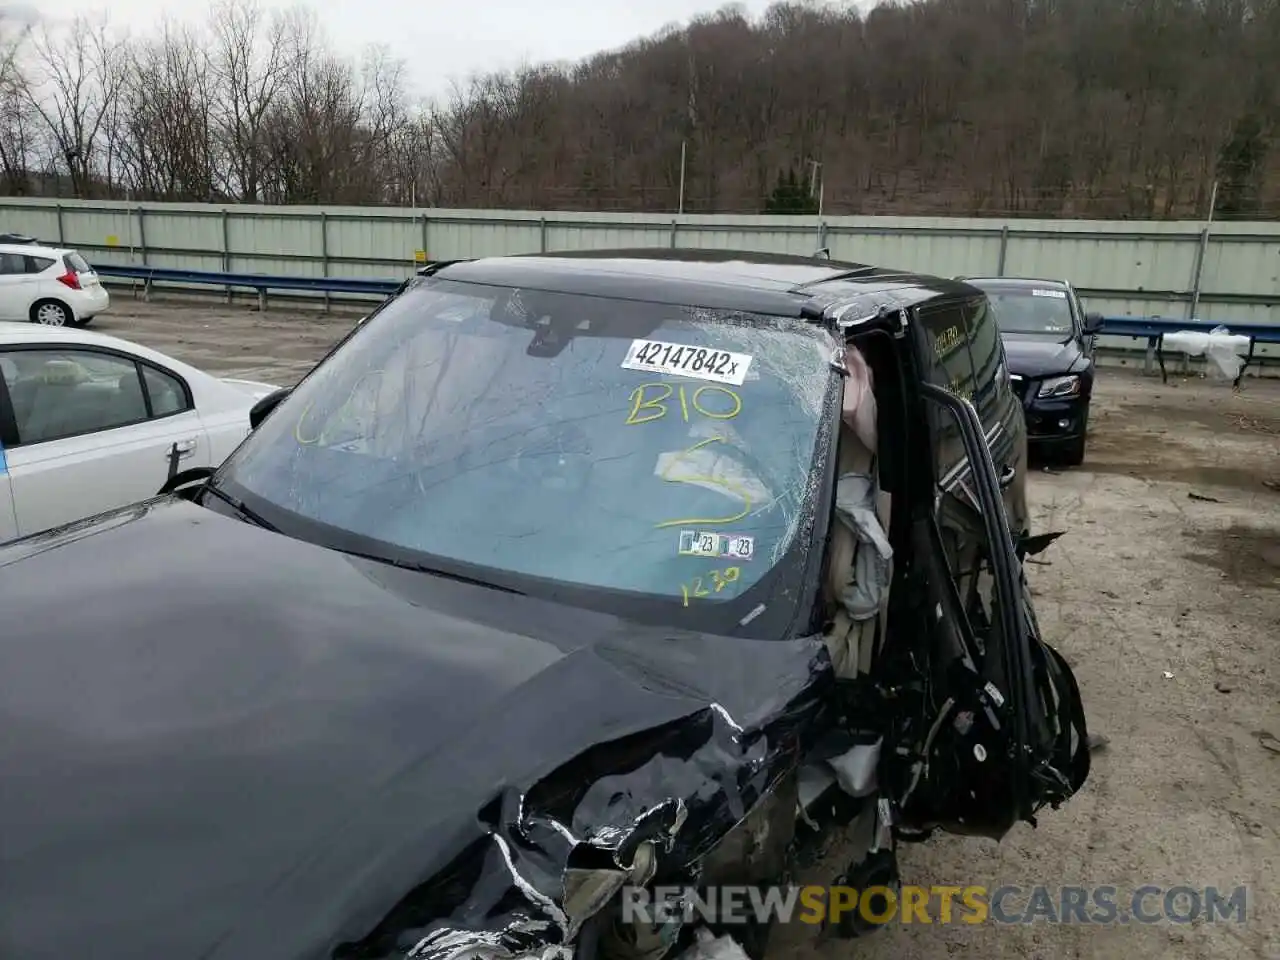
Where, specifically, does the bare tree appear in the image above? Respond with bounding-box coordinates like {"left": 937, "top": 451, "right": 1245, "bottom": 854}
{"left": 21, "top": 14, "right": 125, "bottom": 198}
{"left": 0, "top": 9, "right": 35, "bottom": 193}
{"left": 113, "top": 21, "right": 217, "bottom": 200}
{"left": 260, "top": 11, "right": 409, "bottom": 203}
{"left": 208, "top": 0, "right": 292, "bottom": 200}
{"left": 0, "top": 0, "right": 1276, "bottom": 216}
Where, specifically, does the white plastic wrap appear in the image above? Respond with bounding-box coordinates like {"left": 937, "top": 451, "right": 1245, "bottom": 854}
{"left": 1162, "top": 325, "right": 1251, "bottom": 380}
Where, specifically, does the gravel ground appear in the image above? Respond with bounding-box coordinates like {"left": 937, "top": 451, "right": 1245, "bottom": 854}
{"left": 88, "top": 295, "right": 1280, "bottom": 960}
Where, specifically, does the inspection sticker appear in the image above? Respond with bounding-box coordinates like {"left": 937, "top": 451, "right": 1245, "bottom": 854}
{"left": 678, "top": 530, "right": 755, "bottom": 561}
{"left": 622, "top": 339, "right": 753, "bottom": 386}
{"left": 1031, "top": 289, "right": 1067, "bottom": 299}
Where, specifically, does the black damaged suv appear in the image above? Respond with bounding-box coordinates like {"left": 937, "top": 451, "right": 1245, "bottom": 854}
{"left": 0, "top": 250, "right": 1088, "bottom": 960}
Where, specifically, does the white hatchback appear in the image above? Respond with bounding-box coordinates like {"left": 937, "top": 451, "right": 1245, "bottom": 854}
{"left": 0, "top": 241, "right": 110, "bottom": 326}
{"left": 0, "top": 323, "right": 278, "bottom": 542}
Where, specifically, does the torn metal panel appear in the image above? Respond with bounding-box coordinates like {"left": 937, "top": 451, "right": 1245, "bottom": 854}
{"left": 673, "top": 928, "right": 754, "bottom": 960}
{"left": 348, "top": 653, "right": 834, "bottom": 960}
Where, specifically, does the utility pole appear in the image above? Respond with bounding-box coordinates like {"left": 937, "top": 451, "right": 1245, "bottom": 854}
{"left": 678, "top": 140, "right": 687, "bottom": 215}
{"left": 806, "top": 158, "right": 824, "bottom": 216}
{"left": 1188, "top": 179, "right": 1218, "bottom": 320}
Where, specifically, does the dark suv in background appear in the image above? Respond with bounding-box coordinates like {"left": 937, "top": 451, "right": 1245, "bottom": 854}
{"left": 963, "top": 277, "right": 1102, "bottom": 465}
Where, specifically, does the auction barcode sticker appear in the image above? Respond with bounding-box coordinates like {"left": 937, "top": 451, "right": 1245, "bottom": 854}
{"left": 621, "top": 339, "right": 753, "bottom": 386}
{"left": 1031, "top": 289, "right": 1067, "bottom": 299}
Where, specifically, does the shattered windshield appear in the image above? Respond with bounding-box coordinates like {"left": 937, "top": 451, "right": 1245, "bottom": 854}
{"left": 214, "top": 278, "right": 840, "bottom": 633}
{"left": 983, "top": 287, "right": 1074, "bottom": 337}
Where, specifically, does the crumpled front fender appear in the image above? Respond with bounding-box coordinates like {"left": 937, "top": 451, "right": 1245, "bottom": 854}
{"left": 339, "top": 635, "right": 835, "bottom": 960}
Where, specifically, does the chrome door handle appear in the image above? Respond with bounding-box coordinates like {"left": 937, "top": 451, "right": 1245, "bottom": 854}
{"left": 168, "top": 439, "right": 197, "bottom": 459}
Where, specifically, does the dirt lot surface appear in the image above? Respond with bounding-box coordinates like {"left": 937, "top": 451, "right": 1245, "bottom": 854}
{"left": 85, "top": 291, "right": 365, "bottom": 386}
{"left": 91, "top": 297, "right": 1280, "bottom": 960}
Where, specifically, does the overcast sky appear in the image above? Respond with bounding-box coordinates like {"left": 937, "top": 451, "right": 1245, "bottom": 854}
{"left": 34, "top": 0, "right": 837, "bottom": 99}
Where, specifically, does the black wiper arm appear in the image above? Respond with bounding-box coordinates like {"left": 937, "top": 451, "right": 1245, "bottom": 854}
{"left": 201, "top": 484, "right": 280, "bottom": 533}
{"left": 202, "top": 486, "right": 523, "bottom": 596}
{"left": 348, "top": 549, "right": 526, "bottom": 596}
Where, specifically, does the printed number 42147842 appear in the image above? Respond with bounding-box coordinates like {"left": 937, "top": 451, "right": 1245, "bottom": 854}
{"left": 623, "top": 339, "right": 752, "bottom": 386}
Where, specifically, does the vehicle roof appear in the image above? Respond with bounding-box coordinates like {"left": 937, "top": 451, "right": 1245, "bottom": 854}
{"left": 0, "top": 322, "right": 240, "bottom": 398}
{"left": 431, "top": 248, "right": 983, "bottom": 317}
{"left": 0, "top": 322, "right": 200, "bottom": 373}
{"left": 0, "top": 321, "right": 132, "bottom": 347}
{"left": 0, "top": 242, "right": 70, "bottom": 257}
{"left": 963, "top": 276, "right": 1069, "bottom": 289}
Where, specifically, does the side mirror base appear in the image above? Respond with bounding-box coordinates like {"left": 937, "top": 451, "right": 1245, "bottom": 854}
{"left": 249, "top": 387, "right": 291, "bottom": 430}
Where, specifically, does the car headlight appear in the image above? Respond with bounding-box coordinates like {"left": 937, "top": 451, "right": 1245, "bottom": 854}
{"left": 1037, "top": 375, "right": 1081, "bottom": 398}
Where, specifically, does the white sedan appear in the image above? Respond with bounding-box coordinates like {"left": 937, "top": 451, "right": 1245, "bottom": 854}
{"left": 0, "top": 322, "right": 277, "bottom": 542}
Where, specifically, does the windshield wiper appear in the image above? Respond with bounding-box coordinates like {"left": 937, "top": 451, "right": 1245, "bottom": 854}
{"left": 202, "top": 486, "right": 523, "bottom": 596}
{"left": 201, "top": 484, "right": 280, "bottom": 533}
{"left": 345, "top": 549, "right": 527, "bottom": 596}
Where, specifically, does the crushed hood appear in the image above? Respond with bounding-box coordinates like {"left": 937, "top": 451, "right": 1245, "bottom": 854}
{"left": 0, "top": 499, "right": 831, "bottom": 960}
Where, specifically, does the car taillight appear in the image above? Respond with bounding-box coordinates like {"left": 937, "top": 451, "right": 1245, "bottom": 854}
{"left": 57, "top": 270, "right": 81, "bottom": 290}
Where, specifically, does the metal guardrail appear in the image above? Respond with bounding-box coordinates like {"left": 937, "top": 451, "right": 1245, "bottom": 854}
{"left": 1095, "top": 316, "right": 1280, "bottom": 384}
{"left": 1098, "top": 316, "right": 1280, "bottom": 341}
{"left": 92, "top": 263, "right": 1277, "bottom": 378}
{"left": 94, "top": 263, "right": 402, "bottom": 308}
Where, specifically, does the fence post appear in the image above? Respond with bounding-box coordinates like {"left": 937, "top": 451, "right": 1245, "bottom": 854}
{"left": 136, "top": 207, "right": 150, "bottom": 301}
{"left": 222, "top": 209, "right": 232, "bottom": 304}
{"left": 997, "top": 225, "right": 1009, "bottom": 276}
{"left": 1188, "top": 179, "right": 1218, "bottom": 320}
{"left": 136, "top": 206, "right": 148, "bottom": 264}
{"left": 670, "top": 219, "right": 678, "bottom": 249}
{"left": 55, "top": 203, "right": 64, "bottom": 245}
{"left": 539, "top": 217, "right": 547, "bottom": 253}
{"left": 1188, "top": 226, "right": 1210, "bottom": 320}
{"left": 422, "top": 213, "right": 429, "bottom": 262}
{"left": 320, "top": 211, "right": 330, "bottom": 313}
{"left": 817, "top": 220, "right": 828, "bottom": 252}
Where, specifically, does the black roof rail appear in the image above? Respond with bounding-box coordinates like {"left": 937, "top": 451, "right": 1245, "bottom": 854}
{"left": 416, "top": 258, "right": 473, "bottom": 277}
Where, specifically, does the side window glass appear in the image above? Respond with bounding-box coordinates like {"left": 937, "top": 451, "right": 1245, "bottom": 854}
{"left": 3, "top": 350, "right": 149, "bottom": 446}
{"left": 25, "top": 256, "right": 54, "bottom": 273}
{"left": 966, "top": 298, "right": 1001, "bottom": 387}
{"left": 917, "top": 304, "right": 976, "bottom": 478}
{"left": 964, "top": 297, "right": 1009, "bottom": 418}
{"left": 917, "top": 304, "right": 975, "bottom": 404}
{"left": 142, "top": 364, "right": 189, "bottom": 417}
{"left": 0, "top": 252, "right": 25, "bottom": 275}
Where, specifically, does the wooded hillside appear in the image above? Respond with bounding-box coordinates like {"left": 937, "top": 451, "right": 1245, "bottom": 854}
{"left": 1, "top": 0, "right": 1276, "bottom": 218}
